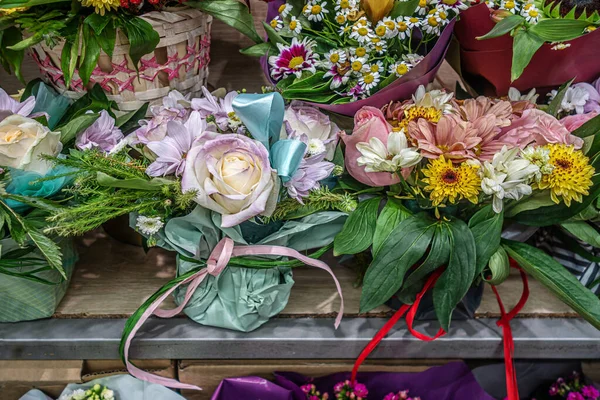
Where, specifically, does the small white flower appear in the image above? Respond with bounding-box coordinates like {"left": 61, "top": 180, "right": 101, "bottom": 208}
{"left": 136, "top": 215, "right": 165, "bottom": 236}
{"left": 500, "top": 0, "right": 519, "bottom": 13}
{"left": 334, "top": 11, "right": 347, "bottom": 25}
{"left": 335, "top": 0, "right": 357, "bottom": 15}
{"left": 359, "top": 71, "right": 381, "bottom": 92}
{"left": 374, "top": 21, "right": 390, "bottom": 39}
{"left": 101, "top": 389, "right": 115, "bottom": 400}
{"left": 356, "top": 130, "right": 422, "bottom": 173}
{"left": 416, "top": 0, "right": 431, "bottom": 15}
{"left": 367, "top": 61, "right": 385, "bottom": 74}
{"left": 324, "top": 49, "right": 347, "bottom": 67}
{"left": 269, "top": 16, "right": 283, "bottom": 32}
{"left": 278, "top": 3, "right": 293, "bottom": 18}
{"left": 369, "top": 37, "right": 388, "bottom": 54}
{"left": 552, "top": 86, "right": 589, "bottom": 114}
{"left": 305, "top": 1, "right": 329, "bottom": 22}
{"left": 396, "top": 18, "right": 412, "bottom": 40}
{"left": 307, "top": 138, "right": 327, "bottom": 156}
{"left": 551, "top": 42, "right": 571, "bottom": 51}
{"left": 485, "top": 0, "right": 495, "bottom": 7}
{"left": 382, "top": 17, "right": 398, "bottom": 38}
{"left": 404, "top": 16, "right": 421, "bottom": 29}
{"left": 389, "top": 61, "right": 411, "bottom": 77}
{"left": 350, "top": 56, "right": 368, "bottom": 75}
{"left": 522, "top": 145, "right": 553, "bottom": 180}
{"left": 288, "top": 16, "right": 303, "bottom": 35}
{"left": 423, "top": 14, "right": 441, "bottom": 35}
{"left": 508, "top": 87, "right": 539, "bottom": 103}
{"left": 585, "top": 25, "right": 597, "bottom": 34}
{"left": 412, "top": 85, "right": 455, "bottom": 113}
{"left": 350, "top": 23, "right": 375, "bottom": 43}
{"left": 521, "top": 3, "right": 540, "bottom": 23}
{"left": 338, "top": 24, "right": 352, "bottom": 36}
{"left": 403, "top": 53, "right": 425, "bottom": 68}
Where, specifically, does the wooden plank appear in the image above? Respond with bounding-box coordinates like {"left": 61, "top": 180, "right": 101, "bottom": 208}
{"left": 55, "top": 231, "right": 575, "bottom": 319}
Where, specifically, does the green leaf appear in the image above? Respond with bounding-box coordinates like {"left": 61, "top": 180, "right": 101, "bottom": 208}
{"left": 263, "top": 21, "right": 288, "bottom": 46}
{"left": 505, "top": 190, "right": 556, "bottom": 217}
{"left": 433, "top": 219, "right": 477, "bottom": 331}
{"left": 529, "top": 18, "right": 591, "bottom": 42}
{"left": 477, "top": 14, "right": 526, "bottom": 40}
{"left": 503, "top": 240, "right": 600, "bottom": 330}
{"left": 26, "top": 227, "right": 64, "bottom": 279}
{"left": 56, "top": 113, "right": 99, "bottom": 144}
{"left": 84, "top": 12, "right": 110, "bottom": 35}
{"left": 59, "top": 84, "right": 116, "bottom": 124}
{"left": 95, "top": 20, "right": 116, "bottom": 58}
{"left": 468, "top": 205, "right": 504, "bottom": 276}
{"left": 553, "top": 227, "right": 600, "bottom": 263}
{"left": 6, "top": 33, "right": 43, "bottom": 51}
{"left": 360, "top": 213, "right": 436, "bottom": 313}
{"left": 120, "top": 16, "right": 160, "bottom": 71}
{"left": 372, "top": 198, "right": 412, "bottom": 256}
{"left": 79, "top": 24, "right": 101, "bottom": 86}
{"left": 187, "top": 0, "right": 262, "bottom": 44}
{"left": 285, "top": 71, "right": 328, "bottom": 90}
{"left": 390, "top": 0, "right": 420, "bottom": 17}
{"left": 511, "top": 29, "right": 545, "bottom": 81}
{"left": 571, "top": 114, "right": 600, "bottom": 139}
{"left": 484, "top": 246, "right": 510, "bottom": 285}
{"left": 548, "top": 78, "right": 576, "bottom": 117}
{"left": 561, "top": 221, "right": 600, "bottom": 248}
{"left": 96, "top": 172, "right": 173, "bottom": 191}
{"left": 0, "top": 0, "right": 69, "bottom": 7}
{"left": 0, "top": 26, "right": 25, "bottom": 82}
{"left": 115, "top": 103, "right": 148, "bottom": 134}
{"left": 61, "top": 25, "right": 81, "bottom": 90}
{"left": 333, "top": 197, "right": 380, "bottom": 256}
{"left": 240, "top": 42, "right": 274, "bottom": 57}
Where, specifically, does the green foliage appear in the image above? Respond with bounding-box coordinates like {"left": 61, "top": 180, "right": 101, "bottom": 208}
{"left": 477, "top": 14, "right": 525, "bottom": 40}
{"left": 390, "top": 0, "right": 420, "bottom": 17}
{"left": 468, "top": 205, "right": 504, "bottom": 277}
{"left": 372, "top": 198, "right": 412, "bottom": 256}
{"left": 511, "top": 29, "right": 545, "bottom": 81}
{"left": 571, "top": 114, "right": 600, "bottom": 139}
{"left": 266, "top": 187, "right": 357, "bottom": 222}
{"left": 484, "top": 246, "right": 510, "bottom": 285}
{"left": 561, "top": 221, "right": 600, "bottom": 248}
{"left": 529, "top": 18, "right": 592, "bottom": 41}
{"left": 333, "top": 197, "right": 380, "bottom": 256}
{"left": 548, "top": 78, "right": 576, "bottom": 117}
{"left": 187, "top": 0, "right": 262, "bottom": 44}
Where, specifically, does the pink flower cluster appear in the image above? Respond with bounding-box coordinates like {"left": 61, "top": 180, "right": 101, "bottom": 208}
{"left": 301, "top": 383, "right": 330, "bottom": 400}
{"left": 333, "top": 380, "right": 368, "bottom": 400}
{"left": 547, "top": 371, "right": 599, "bottom": 400}
{"left": 383, "top": 389, "right": 420, "bottom": 400}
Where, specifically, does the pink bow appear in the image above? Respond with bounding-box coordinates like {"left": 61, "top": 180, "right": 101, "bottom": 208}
{"left": 123, "top": 238, "right": 345, "bottom": 390}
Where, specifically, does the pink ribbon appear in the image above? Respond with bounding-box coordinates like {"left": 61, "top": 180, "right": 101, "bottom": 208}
{"left": 123, "top": 237, "right": 345, "bottom": 391}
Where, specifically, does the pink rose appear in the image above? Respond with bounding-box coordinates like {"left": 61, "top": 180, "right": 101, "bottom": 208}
{"left": 340, "top": 106, "right": 400, "bottom": 187}
{"left": 502, "top": 109, "right": 584, "bottom": 149}
{"left": 560, "top": 112, "right": 598, "bottom": 133}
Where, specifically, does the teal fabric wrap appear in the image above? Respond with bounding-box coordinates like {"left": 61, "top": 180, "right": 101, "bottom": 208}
{"left": 0, "top": 237, "right": 78, "bottom": 322}
{"left": 4, "top": 166, "right": 72, "bottom": 213}
{"left": 154, "top": 206, "right": 347, "bottom": 332}
{"left": 232, "top": 92, "right": 307, "bottom": 182}
{"left": 28, "top": 82, "right": 71, "bottom": 129}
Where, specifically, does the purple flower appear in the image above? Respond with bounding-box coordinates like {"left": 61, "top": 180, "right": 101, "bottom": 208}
{"left": 268, "top": 37, "right": 318, "bottom": 81}
{"left": 549, "top": 383, "right": 560, "bottom": 396}
{"left": 146, "top": 111, "right": 210, "bottom": 177}
{"left": 192, "top": 88, "right": 245, "bottom": 133}
{"left": 0, "top": 88, "right": 36, "bottom": 122}
{"left": 572, "top": 81, "right": 600, "bottom": 113}
{"left": 353, "top": 382, "right": 368, "bottom": 397}
{"left": 284, "top": 152, "right": 334, "bottom": 202}
{"left": 181, "top": 134, "right": 278, "bottom": 228}
{"left": 135, "top": 91, "right": 190, "bottom": 144}
{"left": 568, "top": 393, "right": 586, "bottom": 400}
{"left": 284, "top": 101, "right": 340, "bottom": 160}
{"left": 324, "top": 64, "right": 350, "bottom": 90}
{"left": 76, "top": 110, "right": 123, "bottom": 153}
{"left": 384, "top": 394, "right": 399, "bottom": 400}
{"left": 348, "top": 84, "right": 366, "bottom": 101}
{"left": 582, "top": 386, "right": 600, "bottom": 399}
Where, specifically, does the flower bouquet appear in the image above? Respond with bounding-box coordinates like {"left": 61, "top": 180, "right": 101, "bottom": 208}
{"left": 0, "top": 0, "right": 260, "bottom": 111}
{"left": 252, "top": 0, "right": 460, "bottom": 115}
{"left": 210, "top": 362, "right": 493, "bottom": 400}
{"left": 454, "top": 1, "right": 600, "bottom": 96}
{"left": 531, "top": 371, "right": 599, "bottom": 400}
{"left": 44, "top": 87, "right": 354, "bottom": 389}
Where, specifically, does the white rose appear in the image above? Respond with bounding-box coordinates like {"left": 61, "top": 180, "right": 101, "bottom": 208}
{"left": 0, "top": 115, "right": 62, "bottom": 174}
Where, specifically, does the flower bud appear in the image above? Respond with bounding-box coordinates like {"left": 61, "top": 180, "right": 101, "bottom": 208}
{"left": 362, "top": 0, "right": 394, "bottom": 23}
{"left": 491, "top": 9, "right": 513, "bottom": 23}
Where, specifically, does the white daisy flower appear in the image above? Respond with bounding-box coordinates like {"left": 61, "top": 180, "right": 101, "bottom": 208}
{"left": 335, "top": 0, "right": 358, "bottom": 15}
{"left": 359, "top": 71, "right": 381, "bottom": 93}
{"left": 585, "top": 25, "right": 597, "bottom": 34}
{"left": 368, "top": 61, "right": 385, "bottom": 74}
{"left": 338, "top": 24, "right": 352, "bottom": 36}
{"left": 278, "top": 3, "right": 293, "bottom": 18}
{"left": 382, "top": 17, "right": 398, "bottom": 38}
{"left": 324, "top": 49, "right": 347, "bottom": 67}
{"left": 500, "top": 0, "right": 519, "bottom": 14}
{"left": 416, "top": 0, "right": 431, "bottom": 15}
{"left": 389, "top": 61, "right": 411, "bottom": 77}
{"left": 305, "top": 1, "right": 329, "bottom": 22}
{"left": 350, "top": 56, "right": 369, "bottom": 75}
{"left": 335, "top": 12, "right": 347, "bottom": 25}
{"left": 288, "top": 16, "right": 303, "bottom": 35}
{"left": 396, "top": 18, "right": 412, "bottom": 39}
{"left": 374, "top": 21, "right": 389, "bottom": 38}
{"left": 370, "top": 37, "right": 388, "bottom": 55}
{"left": 403, "top": 53, "right": 425, "bottom": 67}
{"left": 269, "top": 16, "right": 283, "bottom": 32}
{"left": 351, "top": 46, "right": 370, "bottom": 58}
{"left": 136, "top": 215, "right": 165, "bottom": 236}
{"left": 307, "top": 138, "right": 327, "bottom": 156}
{"left": 508, "top": 87, "right": 539, "bottom": 103}
{"left": 433, "top": 9, "right": 451, "bottom": 26}
{"left": 521, "top": 3, "right": 540, "bottom": 23}
{"left": 404, "top": 16, "right": 422, "bottom": 29}
{"left": 356, "top": 17, "right": 369, "bottom": 27}
{"left": 350, "top": 23, "right": 375, "bottom": 43}
{"left": 551, "top": 42, "right": 571, "bottom": 50}
{"left": 423, "top": 14, "right": 441, "bottom": 35}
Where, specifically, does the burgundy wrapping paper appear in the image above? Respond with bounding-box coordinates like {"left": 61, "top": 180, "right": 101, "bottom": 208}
{"left": 261, "top": 0, "right": 455, "bottom": 116}
{"left": 210, "top": 362, "right": 494, "bottom": 400}
{"left": 454, "top": 3, "right": 600, "bottom": 96}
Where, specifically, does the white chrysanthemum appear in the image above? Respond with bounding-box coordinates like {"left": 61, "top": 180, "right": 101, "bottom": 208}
{"left": 136, "top": 215, "right": 165, "bottom": 236}
{"left": 350, "top": 56, "right": 368, "bottom": 75}
{"left": 350, "top": 23, "right": 375, "bottom": 43}
{"left": 367, "top": 61, "right": 385, "bottom": 74}
{"left": 359, "top": 71, "right": 381, "bottom": 92}
{"left": 335, "top": 12, "right": 347, "bottom": 24}
{"left": 305, "top": 1, "right": 329, "bottom": 22}
{"left": 374, "top": 21, "right": 390, "bottom": 39}
{"left": 423, "top": 14, "right": 441, "bottom": 35}
{"left": 404, "top": 16, "right": 421, "bottom": 29}
{"left": 269, "top": 16, "right": 283, "bottom": 31}
{"left": 521, "top": 2, "right": 540, "bottom": 23}
{"left": 416, "top": 0, "right": 432, "bottom": 15}
{"left": 389, "top": 61, "right": 411, "bottom": 77}
{"left": 508, "top": 87, "right": 539, "bottom": 103}
{"left": 335, "top": 0, "right": 357, "bottom": 15}
{"left": 548, "top": 86, "right": 589, "bottom": 114}
{"left": 278, "top": 3, "right": 293, "bottom": 18}
{"left": 288, "top": 16, "right": 303, "bottom": 35}
{"left": 338, "top": 24, "right": 352, "bottom": 36}
{"left": 356, "top": 130, "right": 422, "bottom": 173}
{"left": 351, "top": 46, "right": 370, "bottom": 58}
{"left": 307, "top": 138, "right": 327, "bottom": 156}
{"left": 521, "top": 145, "right": 553, "bottom": 181}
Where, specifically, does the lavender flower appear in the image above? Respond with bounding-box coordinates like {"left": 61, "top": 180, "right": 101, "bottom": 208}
{"left": 573, "top": 78, "right": 600, "bottom": 113}
{"left": 0, "top": 87, "right": 35, "bottom": 122}
{"left": 191, "top": 88, "right": 245, "bottom": 133}
{"left": 568, "top": 393, "right": 586, "bottom": 400}
{"left": 135, "top": 91, "right": 190, "bottom": 144}
{"left": 146, "top": 111, "right": 210, "bottom": 177}
{"left": 284, "top": 101, "right": 340, "bottom": 160}
{"left": 191, "top": 87, "right": 222, "bottom": 120}
{"left": 284, "top": 152, "right": 334, "bottom": 203}
{"left": 76, "top": 110, "right": 123, "bottom": 153}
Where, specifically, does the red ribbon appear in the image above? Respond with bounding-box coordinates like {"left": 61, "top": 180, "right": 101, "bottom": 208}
{"left": 351, "top": 261, "right": 530, "bottom": 400}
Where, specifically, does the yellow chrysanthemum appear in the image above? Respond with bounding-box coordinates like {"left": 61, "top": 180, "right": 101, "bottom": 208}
{"left": 394, "top": 105, "right": 442, "bottom": 131}
{"left": 80, "top": 0, "right": 120, "bottom": 16}
{"left": 422, "top": 156, "right": 481, "bottom": 206}
{"left": 537, "top": 144, "right": 594, "bottom": 207}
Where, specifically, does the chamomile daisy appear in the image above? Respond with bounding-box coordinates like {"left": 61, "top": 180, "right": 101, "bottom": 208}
{"left": 289, "top": 16, "right": 302, "bottom": 35}
{"left": 416, "top": 0, "right": 431, "bottom": 15}
{"left": 359, "top": 71, "right": 381, "bottom": 93}
{"left": 338, "top": 24, "right": 352, "bottom": 35}
{"left": 278, "top": 3, "right": 293, "bottom": 18}
{"left": 367, "top": 61, "right": 385, "bottom": 74}
{"left": 423, "top": 14, "right": 441, "bottom": 35}
{"left": 396, "top": 19, "right": 412, "bottom": 39}
{"left": 335, "top": 0, "right": 357, "bottom": 15}
{"left": 499, "top": 0, "right": 519, "bottom": 13}
{"left": 350, "top": 56, "right": 368, "bottom": 75}
{"left": 521, "top": 3, "right": 540, "bottom": 23}
{"left": 389, "top": 61, "right": 411, "bottom": 77}
{"left": 350, "top": 23, "right": 375, "bottom": 43}
{"left": 374, "top": 21, "right": 389, "bottom": 38}
{"left": 382, "top": 17, "right": 398, "bottom": 38}
{"left": 370, "top": 37, "right": 388, "bottom": 55}
{"left": 269, "top": 16, "right": 283, "bottom": 31}
{"left": 305, "top": 1, "right": 329, "bottom": 22}
{"left": 324, "top": 49, "right": 347, "bottom": 67}
{"left": 352, "top": 46, "right": 369, "bottom": 58}
{"left": 335, "top": 12, "right": 347, "bottom": 24}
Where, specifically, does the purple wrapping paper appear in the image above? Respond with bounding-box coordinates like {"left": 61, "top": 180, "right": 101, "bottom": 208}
{"left": 210, "top": 362, "right": 494, "bottom": 400}
{"left": 261, "top": 1, "right": 455, "bottom": 116}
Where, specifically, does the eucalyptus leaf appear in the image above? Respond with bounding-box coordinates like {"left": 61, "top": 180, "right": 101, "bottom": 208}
{"left": 477, "top": 14, "right": 525, "bottom": 40}
{"left": 503, "top": 239, "right": 600, "bottom": 330}
{"left": 511, "top": 29, "right": 545, "bottom": 81}
{"left": 333, "top": 197, "right": 380, "bottom": 256}
{"left": 372, "top": 198, "right": 412, "bottom": 256}
{"left": 360, "top": 213, "right": 436, "bottom": 313}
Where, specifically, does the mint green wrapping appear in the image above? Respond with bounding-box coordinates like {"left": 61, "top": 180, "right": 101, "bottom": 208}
{"left": 155, "top": 206, "right": 347, "bottom": 332}
{"left": 0, "top": 237, "right": 78, "bottom": 322}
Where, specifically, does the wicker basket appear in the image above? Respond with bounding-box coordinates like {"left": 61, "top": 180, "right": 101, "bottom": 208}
{"left": 31, "top": 8, "right": 212, "bottom": 112}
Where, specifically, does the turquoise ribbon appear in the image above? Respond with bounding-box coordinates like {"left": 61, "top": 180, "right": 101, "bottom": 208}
{"left": 232, "top": 93, "right": 307, "bottom": 182}
{"left": 28, "top": 82, "right": 71, "bottom": 130}
{"left": 5, "top": 166, "right": 72, "bottom": 213}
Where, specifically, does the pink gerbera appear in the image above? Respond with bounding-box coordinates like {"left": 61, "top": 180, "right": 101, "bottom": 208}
{"left": 269, "top": 37, "right": 318, "bottom": 81}
{"left": 408, "top": 115, "right": 481, "bottom": 162}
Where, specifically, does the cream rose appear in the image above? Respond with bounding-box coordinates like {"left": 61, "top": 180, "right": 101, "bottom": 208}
{"left": 181, "top": 134, "right": 279, "bottom": 228}
{"left": 0, "top": 115, "right": 62, "bottom": 174}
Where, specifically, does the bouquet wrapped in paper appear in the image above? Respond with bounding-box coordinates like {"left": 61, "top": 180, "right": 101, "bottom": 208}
{"left": 252, "top": 0, "right": 460, "bottom": 115}
{"left": 454, "top": 1, "right": 600, "bottom": 96}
